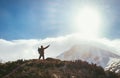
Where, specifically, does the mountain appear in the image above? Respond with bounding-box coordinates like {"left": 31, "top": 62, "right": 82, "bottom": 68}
{"left": 56, "top": 44, "right": 120, "bottom": 67}
{"left": 0, "top": 58, "right": 119, "bottom": 78}
{"left": 105, "top": 58, "right": 120, "bottom": 74}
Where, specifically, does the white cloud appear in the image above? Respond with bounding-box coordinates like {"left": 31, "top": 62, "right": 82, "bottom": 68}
{"left": 0, "top": 34, "right": 120, "bottom": 62}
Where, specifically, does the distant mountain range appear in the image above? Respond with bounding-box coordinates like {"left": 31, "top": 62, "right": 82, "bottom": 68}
{"left": 57, "top": 43, "right": 120, "bottom": 68}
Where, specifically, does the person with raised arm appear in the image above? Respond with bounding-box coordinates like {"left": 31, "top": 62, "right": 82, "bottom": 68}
{"left": 38, "top": 45, "right": 50, "bottom": 60}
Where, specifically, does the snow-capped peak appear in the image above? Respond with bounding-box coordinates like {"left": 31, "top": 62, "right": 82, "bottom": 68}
{"left": 57, "top": 44, "right": 120, "bottom": 67}
{"left": 105, "top": 58, "right": 120, "bottom": 73}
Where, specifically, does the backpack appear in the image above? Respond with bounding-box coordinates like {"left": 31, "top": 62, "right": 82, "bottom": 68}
{"left": 38, "top": 48, "right": 41, "bottom": 54}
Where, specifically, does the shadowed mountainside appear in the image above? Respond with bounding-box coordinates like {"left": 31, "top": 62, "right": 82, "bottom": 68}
{"left": 0, "top": 58, "right": 119, "bottom": 78}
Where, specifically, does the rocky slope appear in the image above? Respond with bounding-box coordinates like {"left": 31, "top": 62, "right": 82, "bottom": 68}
{"left": 0, "top": 58, "right": 119, "bottom": 78}
{"left": 105, "top": 58, "right": 120, "bottom": 74}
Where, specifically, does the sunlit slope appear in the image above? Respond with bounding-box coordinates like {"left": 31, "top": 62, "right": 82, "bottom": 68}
{"left": 57, "top": 44, "right": 120, "bottom": 67}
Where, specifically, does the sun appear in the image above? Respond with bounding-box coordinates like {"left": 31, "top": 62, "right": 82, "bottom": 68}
{"left": 71, "top": 6, "right": 103, "bottom": 39}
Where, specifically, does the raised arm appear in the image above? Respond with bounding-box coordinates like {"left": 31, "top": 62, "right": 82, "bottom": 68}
{"left": 44, "top": 45, "right": 50, "bottom": 49}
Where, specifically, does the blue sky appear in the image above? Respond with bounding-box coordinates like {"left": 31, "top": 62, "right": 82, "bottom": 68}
{"left": 0, "top": 0, "right": 120, "bottom": 62}
{"left": 0, "top": 0, "right": 120, "bottom": 40}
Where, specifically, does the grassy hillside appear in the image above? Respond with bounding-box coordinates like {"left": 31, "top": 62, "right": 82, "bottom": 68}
{"left": 0, "top": 58, "right": 119, "bottom": 78}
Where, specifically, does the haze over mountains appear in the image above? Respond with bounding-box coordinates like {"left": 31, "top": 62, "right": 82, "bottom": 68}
{"left": 57, "top": 43, "right": 120, "bottom": 68}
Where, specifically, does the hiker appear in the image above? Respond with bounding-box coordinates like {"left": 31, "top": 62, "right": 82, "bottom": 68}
{"left": 38, "top": 45, "right": 50, "bottom": 60}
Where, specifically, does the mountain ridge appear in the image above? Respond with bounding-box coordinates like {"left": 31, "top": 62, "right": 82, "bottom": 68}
{"left": 57, "top": 44, "right": 120, "bottom": 67}
{"left": 0, "top": 58, "right": 119, "bottom": 78}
